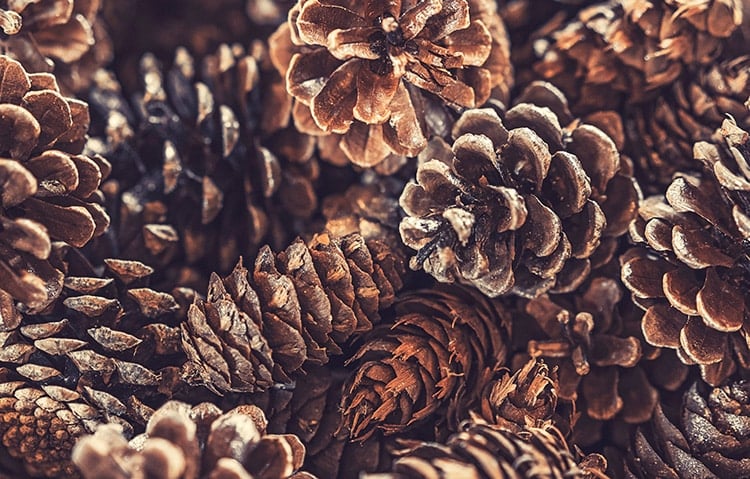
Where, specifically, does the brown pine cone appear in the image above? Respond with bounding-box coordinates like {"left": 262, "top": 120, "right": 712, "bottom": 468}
{"left": 400, "top": 82, "right": 638, "bottom": 298}
{"left": 0, "top": 0, "right": 112, "bottom": 93}
{"left": 622, "top": 380, "right": 750, "bottom": 479}
{"left": 0, "top": 375, "right": 102, "bottom": 478}
{"left": 364, "top": 421, "right": 608, "bottom": 479}
{"left": 621, "top": 117, "right": 750, "bottom": 386}
{"left": 478, "top": 359, "right": 561, "bottom": 433}
{"left": 341, "top": 283, "right": 511, "bottom": 441}
{"left": 0, "top": 55, "right": 110, "bottom": 312}
{"left": 532, "top": 0, "right": 743, "bottom": 114}
{"left": 180, "top": 231, "right": 405, "bottom": 394}
{"left": 626, "top": 55, "right": 750, "bottom": 190}
{"left": 72, "top": 400, "right": 316, "bottom": 479}
{"left": 84, "top": 43, "right": 331, "bottom": 287}
{"left": 269, "top": 0, "right": 512, "bottom": 168}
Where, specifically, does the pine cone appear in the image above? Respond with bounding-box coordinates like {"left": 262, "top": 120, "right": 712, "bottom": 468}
{"left": 341, "top": 284, "right": 511, "bottom": 441}
{"left": 0, "top": 0, "right": 111, "bottom": 93}
{"left": 400, "top": 82, "right": 638, "bottom": 298}
{"left": 180, "top": 231, "right": 405, "bottom": 394}
{"left": 72, "top": 400, "right": 316, "bottom": 479}
{"left": 247, "top": 0, "right": 296, "bottom": 26}
{"left": 622, "top": 380, "right": 750, "bottom": 479}
{"left": 479, "top": 359, "right": 560, "bottom": 433}
{"left": 84, "top": 43, "right": 330, "bottom": 286}
{"left": 0, "top": 248, "right": 196, "bottom": 477}
{"left": 532, "top": 1, "right": 744, "bottom": 113}
{"left": 270, "top": 0, "right": 511, "bottom": 167}
{"left": 0, "top": 55, "right": 110, "bottom": 312}
{"left": 621, "top": 117, "right": 750, "bottom": 385}
{"left": 364, "top": 421, "right": 608, "bottom": 479}
{"left": 626, "top": 55, "right": 750, "bottom": 190}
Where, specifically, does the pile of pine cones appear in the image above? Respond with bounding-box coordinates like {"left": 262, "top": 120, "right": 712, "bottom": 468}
{"left": 1, "top": 0, "right": 749, "bottom": 477}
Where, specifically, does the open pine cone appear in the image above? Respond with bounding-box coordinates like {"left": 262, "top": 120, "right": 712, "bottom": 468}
{"left": 0, "top": 0, "right": 112, "bottom": 93}
{"left": 341, "top": 283, "right": 511, "bottom": 441}
{"left": 72, "top": 400, "right": 316, "bottom": 479}
{"left": 365, "top": 420, "right": 608, "bottom": 479}
{"left": 622, "top": 380, "right": 750, "bottom": 479}
{"left": 0, "top": 55, "right": 110, "bottom": 312}
{"left": 269, "top": 0, "right": 512, "bottom": 168}
{"left": 180, "top": 232, "right": 405, "bottom": 394}
{"left": 400, "top": 82, "right": 638, "bottom": 298}
{"left": 532, "top": 0, "right": 744, "bottom": 112}
{"left": 622, "top": 116, "right": 750, "bottom": 385}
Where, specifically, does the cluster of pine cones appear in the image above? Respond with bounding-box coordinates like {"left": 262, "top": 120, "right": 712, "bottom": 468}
{"left": 1, "top": 0, "right": 750, "bottom": 477}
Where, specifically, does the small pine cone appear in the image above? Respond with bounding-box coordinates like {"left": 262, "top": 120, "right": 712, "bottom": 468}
{"left": 247, "top": 0, "right": 296, "bottom": 26}
{"left": 623, "top": 380, "right": 750, "bottom": 479}
{"left": 341, "top": 284, "right": 511, "bottom": 441}
{"left": 0, "top": 55, "right": 110, "bottom": 312}
{"left": 627, "top": 55, "right": 750, "bottom": 190}
{"left": 478, "top": 359, "right": 559, "bottom": 433}
{"left": 0, "top": 376, "right": 102, "bottom": 478}
{"left": 532, "top": 1, "right": 743, "bottom": 113}
{"left": 621, "top": 117, "right": 750, "bottom": 385}
{"left": 84, "top": 43, "right": 323, "bottom": 283}
{"left": 72, "top": 400, "right": 316, "bottom": 479}
{"left": 270, "top": 0, "right": 511, "bottom": 168}
{"left": 400, "top": 82, "right": 638, "bottom": 298}
{"left": 364, "top": 421, "right": 608, "bottom": 479}
{"left": 181, "top": 232, "right": 405, "bottom": 394}
{"left": 0, "top": 0, "right": 111, "bottom": 93}
{"left": 0, "top": 250, "right": 192, "bottom": 474}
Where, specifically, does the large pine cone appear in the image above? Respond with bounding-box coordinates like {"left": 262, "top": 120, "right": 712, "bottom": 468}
{"left": 622, "top": 117, "right": 750, "bottom": 386}
{"left": 0, "top": 0, "right": 111, "bottom": 93}
{"left": 0, "top": 55, "right": 109, "bottom": 312}
{"left": 84, "top": 43, "right": 327, "bottom": 286}
{"left": 400, "top": 82, "right": 637, "bottom": 298}
{"left": 341, "top": 284, "right": 511, "bottom": 441}
{"left": 365, "top": 421, "right": 608, "bottom": 479}
{"left": 270, "top": 0, "right": 511, "bottom": 168}
{"left": 622, "top": 380, "right": 750, "bottom": 479}
{"left": 72, "top": 400, "right": 316, "bottom": 479}
{"left": 532, "top": 0, "right": 743, "bottom": 112}
{"left": 181, "top": 232, "right": 405, "bottom": 394}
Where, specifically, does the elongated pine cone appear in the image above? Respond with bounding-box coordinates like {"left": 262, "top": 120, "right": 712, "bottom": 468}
{"left": 271, "top": 0, "right": 511, "bottom": 167}
{"left": 181, "top": 232, "right": 405, "bottom": 394}
{"left": 623, "top": 380, "right": 750, "bottom": 479}
{"left": 400, "top": 82, "right": 637, "bottom": 297}
{"left": 533, "top": 0, "right": 743, "bottom": 112}
{"left": 479, "top": 359, "right": 560, "bottom": 433}
{"left": 0, "top": 0, "right": 111, "bottom": 93}
{"left": 72, "top": 400, "right": 316, "bottom": 479}
{"left": 364, "top": 421, "right": 608, "bottom": 479}
{"left": 0, "top": 250, "right": 195, "bottom": 477}
{"left": 622, "top": 116, "right": 750, "bottom": 386}
{"left": 0, "top": 55, "right": 110, "bottom": 312}
{"left": 85, "top": 43, "right": 323, "bottom": 285}
{"left": 341, "top": 284, "right": 511, "bottom": 441}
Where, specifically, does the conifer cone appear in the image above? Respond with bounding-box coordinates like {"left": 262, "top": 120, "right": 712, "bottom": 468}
{"left": 363, "top": 421, "right": 608, "bottom": 479}
{"left": 0, "top": 0, "right": 111, "bottom": 93}
{"left": 626, "top": 55, "right": 750, "bottom": 190}
{"left": 622, "top": 116, "right": 750, "bottom": 386}
{"left": 341, "top": 284, "right": 511, "bottom": 441}
{"left": 250, "top": 365, "right": 392, "bottom": 478}
{"left": 532, "top": 0, "right": 744, "bottom": 113}
{"left": 0, "top": 248, "right": 192, "bottom": 477}
{"left": 0, "top": 55, "right": 110, "bottom": 312}
{"left": 622, "top": 380, "right": 750, "bottom": 479}
{"left": 84, "top": 43, "right": 330, "bottom": 287}
{"left": 180, "top": 231, "right": 406, "bottom": 394}
{"left": 400, "top": 82, "right": 638, "bottom": 298}
{"left": 72, "top": 400, "right": 316, "bottom": 479}
{"left": 269, "top": 0, "right": 512, "bottom": 168}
